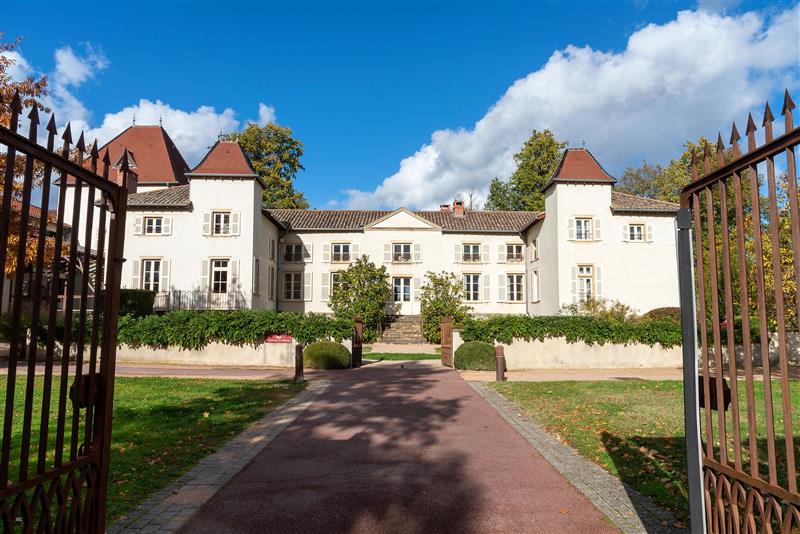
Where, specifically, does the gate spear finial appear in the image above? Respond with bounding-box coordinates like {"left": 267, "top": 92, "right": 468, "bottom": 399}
{"left": 729, "top": 122, "right": 741, "bottom": 157}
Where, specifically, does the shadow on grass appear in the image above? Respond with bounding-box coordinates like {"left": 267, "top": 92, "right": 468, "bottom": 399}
{"left": 602, "top": 429, "right": 800, "bottom": 529}
{"left": 179, "top": 364, "right": 484, "bottom": 533}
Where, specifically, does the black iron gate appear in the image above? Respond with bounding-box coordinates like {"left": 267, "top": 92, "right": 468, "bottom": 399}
{"left": 0, "top": 92, "right": 129, "bottom": 532}
{"left": 678, "top": 90, "right": 799, "bottom": 533}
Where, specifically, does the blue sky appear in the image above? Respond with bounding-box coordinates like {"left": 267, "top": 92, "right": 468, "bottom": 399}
{"left": 2, "top": 1, "right": 798, "bottom": 209}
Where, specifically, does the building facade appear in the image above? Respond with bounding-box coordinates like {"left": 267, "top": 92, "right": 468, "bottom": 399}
{"left": 62, "top": 127, "right": 680, "bottom": 316}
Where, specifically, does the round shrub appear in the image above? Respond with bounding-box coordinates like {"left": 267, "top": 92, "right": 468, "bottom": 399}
{"left": 642, "top": 307, "right": 681, "bottom": 322}
{"left": 304, "top": 341, "right": 351, "bottom": 369}
{"left": 454, "top": 341, "right": 496, "bottom": 371}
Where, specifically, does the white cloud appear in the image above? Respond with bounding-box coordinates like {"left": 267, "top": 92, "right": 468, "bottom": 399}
{"left": 4, "top": 44, "right": 276, "bottom": 166}
{"left": 256, "top": 102, "right": 277, "bottom": 126}
{"left": 344, "top": 4, "right": 800, "bottom": 209}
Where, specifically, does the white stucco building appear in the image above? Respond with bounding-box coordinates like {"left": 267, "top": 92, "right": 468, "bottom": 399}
{"left": 63, "top": 126, "right": 680, "bottom": 317}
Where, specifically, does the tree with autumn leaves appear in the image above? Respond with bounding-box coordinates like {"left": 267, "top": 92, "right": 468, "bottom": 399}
{"left": 0, "top": 34, "right": 62, "bottom": 278}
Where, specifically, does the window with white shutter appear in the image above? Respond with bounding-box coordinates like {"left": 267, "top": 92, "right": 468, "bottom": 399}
{"left": 320, "top": 272, "right": 330, "bottom": 301}
{"left": 160, "top": 260, "right": 170, "bottom": 292}
{"left": 507, "top": 274, "right": 523, "bottom": 302}
{"left": 134, "top": 216, "right": 143, "bottom": 236}
{"left": 497, "top": 245, "right": 506, "bottom": 263}
{"left": 131, "top": 259, "right": 141, "bottom": 288}
{"left": 303, "top": 272, "right": 313, "bottom": 301}
{"left": 412, "top": 243, "right": 422, "bottom": 263}
{"left": 530, "top": 270, "right": 540, "bottom": 303}
{"left": 162, "top": 216, "right": 172, "bottom": 236}
{"left": 497, "top": 274, "right": 507, "bottom": 301}
{"left": 384, "top": 244, "right": 392, "bottom": 262}
{"left": 202, "top": 213, "right": 211, "bottom": 236}
{"left": 481, "top": 274, "right": 490, "bottom": 302}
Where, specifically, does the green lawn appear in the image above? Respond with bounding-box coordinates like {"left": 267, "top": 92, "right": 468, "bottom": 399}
{"left": 371, "top": 353, "right": 440, "bottom": 360}
{"left": 0, "top": 377, "right": 305, "bottom": 522}
{"left": 491, "top": 379, "right": 800, "bottom": 520}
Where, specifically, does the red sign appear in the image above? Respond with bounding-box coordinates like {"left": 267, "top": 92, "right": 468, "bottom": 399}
{"left": 266, "top": 334, "right": 293, "bottom": 343}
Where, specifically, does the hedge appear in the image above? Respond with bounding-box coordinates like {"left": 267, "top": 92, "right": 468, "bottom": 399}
{"left": 454, "top": 341, "right": 496, "bottom": 370}
{"left": 460, "top": 315, "right": 682, "bottom": 348}
{"left": 304, "top": 341, "right": 351, "bottom": 369}
{"left": 97, "top": 289, "right": 155, "bottom": 317}
{"left": 117, "top": 310, "right": 353, "bottom": 350}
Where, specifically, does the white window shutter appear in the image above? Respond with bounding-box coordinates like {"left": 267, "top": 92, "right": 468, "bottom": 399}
{"left": 497, "top": 274, "right": 506, "bottom": 302}
{"left": 231, "top": 259, "right": 240, "bottom": 289}
{"left": 622, "top": 224, "right": 628, "bottom": 242}
{"left": 202, "top": 213, "right": 211, "bottom": 235}
{"left": 162, "top": 216, "right": 172, "bottom": 236}
{"left": 352, "top": 243, "right": 360, "bottom": 260}
{"left": 303, "top": 272, "right": 313, "bottom": 301}
{"left": 453, "top": 244, "right": 461, "bottom": 263}
{"left": 413, "top": 243, "right": 422, "bottom": 262}
{"left": 481, "top": 274, "right": 490, "bottom": 302}
{"left": 160, "top": 260, "right": 170, "bottom": 292}
{"left": 647, "top": 224, "right": 654, "bottom": 242}
{"left": 596, "top": 266, "right": 603, "bottom": 298}
{"left": 201, "top": 260, "right": 209, "bottom": 291}
{"left": 131, "top": 259, "right": 141, "bottom": 288}
{"left": 594, "top": 219, "right": 602, "bottom": 240}
{"left": 303, "top": 243, "right": 313, "bottom": 262}
{"left": 384, "top": 244, "right": 391, "bottom": 262}
{"left": 570, "top": 266, "right": 577, "bottom": 304}
{"left": 133, "top": 216, "right": 143, "bottom": 235}
{"left": 322, "top": 243, "right": 331, "bottom": 262}
{"left": 481, "top": 244, "right": 490, "bottom": 263}
{"left": 413, "top": 277, "right": 421, "bottom": 300}
{"left": 568, "top": 218, "right": 575, "bottom": 239}
{"left": 321, "top": 273, "right": 330, "bottom": 301}
{"left": 231, "top": 212, "right": 241, "bottom": 235}
{"left": 497, "top": 245, "right": 506, "bottom": 263}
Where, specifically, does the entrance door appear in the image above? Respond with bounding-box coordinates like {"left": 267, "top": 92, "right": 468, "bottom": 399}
{"left": 392, "top": 277, "right": 413, "bottom": 315}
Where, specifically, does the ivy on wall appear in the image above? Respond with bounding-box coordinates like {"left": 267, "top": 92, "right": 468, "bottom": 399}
{"left": 117, "top": 310, "right": 353, "bottom": 350}
{"left": 459, "top": 315, "right": 682, "bottom": 348}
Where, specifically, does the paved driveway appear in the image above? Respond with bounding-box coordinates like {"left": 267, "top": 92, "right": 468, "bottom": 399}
{"left": 179, "top": 360, "right": 617, "bottom": 533}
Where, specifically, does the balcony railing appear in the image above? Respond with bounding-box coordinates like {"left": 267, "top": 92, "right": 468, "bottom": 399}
{"left": 506, "top": 253, "right": 524, "bottom": 262}
{"left": 332, "top": 253, "right": 351, "bottom": 262}
{"left": 392, "top": 253, "right": 412, "bottom": 263}
{"left": 153, "top": 290, "right": 246, "bottom": 311}
{"left": 462, "top": 253, "right": 482, "bottom": 263}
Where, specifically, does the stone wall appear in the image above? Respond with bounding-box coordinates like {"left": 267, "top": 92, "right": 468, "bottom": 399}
{"left": 452, "top": 330, "right": 681, "bottom": 370}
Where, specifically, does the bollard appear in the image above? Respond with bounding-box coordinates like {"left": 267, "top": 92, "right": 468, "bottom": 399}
{"left": 294, "top": 344, "right": 304, "bottom": 383}
{"left": 495, "top": 345, "right": 506, "bottom": 382}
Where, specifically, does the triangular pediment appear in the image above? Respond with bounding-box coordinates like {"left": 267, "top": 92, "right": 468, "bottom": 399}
{"left": 365, "top": 208, "right": 440, "bottom": 230}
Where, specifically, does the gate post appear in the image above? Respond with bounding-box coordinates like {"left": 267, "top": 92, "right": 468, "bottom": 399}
{"left": 440, "top": 316, "right": 453, "bottom": 367}
{"left": 676, "top": 207, "right": 706, "bottom": 534}
{"left": 352, "top": 316, "right": 363, "bottom": 368}
{"left": 495, "top": 345, "right": 506, "bottom": 382}
{"left": 294, "top": 344, "right": 304, "bottom": 383}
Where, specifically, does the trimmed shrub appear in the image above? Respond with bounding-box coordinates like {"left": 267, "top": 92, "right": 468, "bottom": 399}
{"left": 304, "top": 341, "right": 351, "bottom": 369}
{"left": 117, "top": 310, "right": 353, "bottom": 350}
{"left": 460, "top": 314, "right": 682, "bottom": 348}
{"left": 454, "top": 340, "right": 496, "bottom": 370}
{"left": 643, "top": 307, "right": 681, "bottom": 322}
{"left": 420, "top": 271, "right": 472, "bottom": 343}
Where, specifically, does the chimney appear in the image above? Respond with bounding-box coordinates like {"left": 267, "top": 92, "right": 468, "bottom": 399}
{"left": 453, "top": 200, "right": 465, "bottom": 218}
{"left": 440, "top": 204, "right": 451, "bottom": 212}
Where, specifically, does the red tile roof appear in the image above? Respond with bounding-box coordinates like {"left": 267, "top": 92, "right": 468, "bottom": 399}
{"left": 188, "top": 141, "right": 257, "bottom": 177}
{"left": 542, "top": 148, "right": 615, "bottom": 191}
{"left": 93, "top": 125, "right": 190, "bottom": 185}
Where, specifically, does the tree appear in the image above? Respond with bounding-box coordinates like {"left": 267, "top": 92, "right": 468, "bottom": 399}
{"left": 485, "top": 129, "right": 567, "bottom": 212}
{"left": 419, "top": 271, "right": 472, "bottom": 343}
{"left": 0, "top": 34, "right": 57, "bottom": 276}
{"left": 221, "top": 122, "right": 309, "bottom": 209}
{"left": 327, "top": 256, "right": 391, "bottom": 342}
{"left": 616, "top": 137, "right": 717, "bottom": 203}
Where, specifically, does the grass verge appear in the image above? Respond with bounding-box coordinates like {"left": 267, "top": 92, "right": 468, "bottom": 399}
{"left": 0, "top": 377, "right": 305, "bottom": 522}
{"left": 491, "top": 379, "right": 800, "bottom": 520}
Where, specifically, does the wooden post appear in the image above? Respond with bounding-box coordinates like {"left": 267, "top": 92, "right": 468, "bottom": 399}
{"left": 440, "top": 316, "right": 453, "bottom": 367}
{"left": 495, "top": 345, "right": 506, "bottom": 382}
{"left": 294, "top": 344, "right": 304, "bottom": 383}
{"left": 352, "top": 316, "right": 363, "bottom": 368}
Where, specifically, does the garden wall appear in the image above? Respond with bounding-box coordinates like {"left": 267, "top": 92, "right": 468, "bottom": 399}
{"left": 717, "top": 332, "right": 800, "bottom": 368}
{"left": 116, "top": 338, "right": 353, "bottom": 367}
{"left": 452, "top": 330, "right": 681, "bottom": 369}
